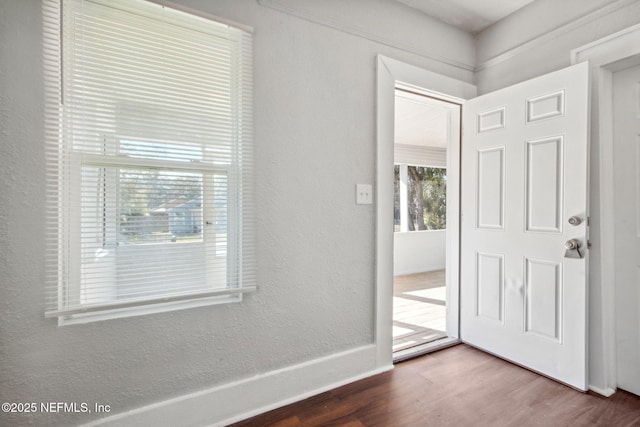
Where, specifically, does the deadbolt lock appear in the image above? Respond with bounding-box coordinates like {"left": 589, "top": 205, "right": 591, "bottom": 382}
{"left": 568, "top": 216, "right": 582, "bottom": 226}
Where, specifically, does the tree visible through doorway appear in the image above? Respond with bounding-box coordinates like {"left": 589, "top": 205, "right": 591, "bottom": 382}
{"left": 395, "top": 166, "right": 446, "bottom": 231}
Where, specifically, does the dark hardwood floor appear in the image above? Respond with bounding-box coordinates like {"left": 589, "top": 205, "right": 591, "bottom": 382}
{"left": 230, "top": 344, "right": 640, "bottom": 427}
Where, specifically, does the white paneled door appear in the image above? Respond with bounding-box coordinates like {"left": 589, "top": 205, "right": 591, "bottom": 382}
{"left": 461, "top": 62, "right": 590, "bottom": 390}
{"left": 613, "top": 63, "right": 640, "bottom": 397}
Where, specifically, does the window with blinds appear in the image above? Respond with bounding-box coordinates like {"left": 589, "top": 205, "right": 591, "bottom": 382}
{"left": 43, "top": 0, "right": 255, "bottom": 323}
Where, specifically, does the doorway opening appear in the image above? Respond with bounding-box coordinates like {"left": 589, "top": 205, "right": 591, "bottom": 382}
{"left": 378, "top": 56, "right": 590, "bottom": 389}
{"left": 392, "top": 88, "right": 461, "bottom": 360}
{"left": 375, "top": 55, "right": 475, "bottom": 369}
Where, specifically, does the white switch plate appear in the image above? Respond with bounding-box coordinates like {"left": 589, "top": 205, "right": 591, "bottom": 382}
{"left": 356, "top": 184, "right": 373, "bottom": 204}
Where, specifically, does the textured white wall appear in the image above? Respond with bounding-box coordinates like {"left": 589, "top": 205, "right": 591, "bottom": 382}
{"left": 474, "top": 0, "right": 640, "bottom": 394}
{"left": 394, "top": 230, "right": 446, "bottom": 276}
{"left": 0, "top": 0, "right": 473, "bottom": 425}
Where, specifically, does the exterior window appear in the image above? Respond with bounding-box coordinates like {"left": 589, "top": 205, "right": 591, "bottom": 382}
{"left": 394, "top": 164, "right": 446, "bottom": 232}
{"left": 44, "top": 0, "right": 254, "bottom": 323}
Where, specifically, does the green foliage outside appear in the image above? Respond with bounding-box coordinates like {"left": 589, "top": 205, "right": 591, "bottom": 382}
{"left": 395, "top": 165, "right": 446, "bottom": 231}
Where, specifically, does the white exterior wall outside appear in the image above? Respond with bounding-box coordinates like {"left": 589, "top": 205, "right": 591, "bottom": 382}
{"left": 394, "top": 230, "right": 446, "bottom": 275}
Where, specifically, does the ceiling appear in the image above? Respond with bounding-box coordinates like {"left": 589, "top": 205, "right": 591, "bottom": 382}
{"left": 394, "top": 91, "right": 455, "bottom": 149}
{"left": 394, "top": 0, "right": 539, "bottom": 148}
{"left": 395, "top": 0, "right": 537, "bottom": 33}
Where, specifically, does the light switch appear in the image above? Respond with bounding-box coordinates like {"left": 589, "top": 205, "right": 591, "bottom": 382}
{"left": 356, "top": 184, "right": 373, "bottom": 205}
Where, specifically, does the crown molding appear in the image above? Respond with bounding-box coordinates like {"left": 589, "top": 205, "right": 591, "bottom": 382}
{"left": 257, "top": 0, "right": 475, "bottom": 73}
{"left": 475, "top": 0, "right": 638, "bottom": 72}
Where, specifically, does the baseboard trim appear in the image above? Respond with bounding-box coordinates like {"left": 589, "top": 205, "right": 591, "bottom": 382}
{"left": 81, "top": 344, "right": 391, "bottom": 427}
{"left": 589, "top": 385, "right": 616, "bottom": 397}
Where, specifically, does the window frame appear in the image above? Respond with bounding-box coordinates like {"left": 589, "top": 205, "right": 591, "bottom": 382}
{"left": 44, "top": 0, "right": 255, "bottom": 324}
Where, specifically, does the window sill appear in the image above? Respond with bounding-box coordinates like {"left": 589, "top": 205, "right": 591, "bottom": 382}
{"left": 51, "top": 288, "right": 255, "bottom": 326}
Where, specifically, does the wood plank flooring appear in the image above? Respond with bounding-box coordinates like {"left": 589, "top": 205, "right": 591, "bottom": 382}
{"left": 230, "top": 344, "right": 640, "bottom": 427}
{"left": 393, "top": 270, "right": 447, "bottom": 352}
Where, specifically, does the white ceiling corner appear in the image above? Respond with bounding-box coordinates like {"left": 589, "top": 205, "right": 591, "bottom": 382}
{"left": 394, "top": 0, "right": 537, "bottom": 33}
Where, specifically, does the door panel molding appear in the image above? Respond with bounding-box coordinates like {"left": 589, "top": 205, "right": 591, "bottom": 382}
{"left": 476, "top": 251, "right": 505, "bottom": 322}
{"left": 525, "top": 135, "right": 564, "bottom": 234}
{"left": 476, "top": 147, "right": 506, "bottom": 230}
{"left": 524, "top": 257, "right": 562, "bottom": 342}
{"left": 478, "top": 107, "right": 506, "bottom": 133}
{"left": 526, "top": 90, "right": 566, "bottom": 124}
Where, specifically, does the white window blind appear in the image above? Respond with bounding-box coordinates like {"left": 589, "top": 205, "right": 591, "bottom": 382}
{"left": 394, "top": 144, "right": 447, "bottom": 168}
{"left": 44, "top": 0, "right": 255, "bottom": 321}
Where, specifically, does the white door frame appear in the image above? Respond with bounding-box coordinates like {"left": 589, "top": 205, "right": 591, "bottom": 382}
{"left": 375, "top": 55, "right": 476, "bottom": 367}
{"left": 572, "top": 23, "right": 640, "bottom": 396}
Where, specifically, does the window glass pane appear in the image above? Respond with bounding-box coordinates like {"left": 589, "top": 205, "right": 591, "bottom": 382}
{"left": 79, "top": 166, "right": 230, "bottom": 247}
{"left": 394, "top": 165, "right": 400, "bottom": 232}
{"left": 118, "top": 170, "right": 204, "bottom": 244}
{"left": 407, "top": 166, "right": 447, "bottom": 231}
{"left": 79, "top": 166, "right": 229, "bottom": 304}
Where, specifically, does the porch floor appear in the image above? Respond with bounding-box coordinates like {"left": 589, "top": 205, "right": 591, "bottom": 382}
{"left": 393, "top": 270, "right": 447, "bottom": 352}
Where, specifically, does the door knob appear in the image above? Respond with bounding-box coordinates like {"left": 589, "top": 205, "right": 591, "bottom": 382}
{"left": 568, "top": 216, "right": 582, "bottom": 226}
{"left": 564, "top": 239, "right": 582, "bottom": 259}
{"left": 565, "top": 239, "right": 580, "bottom": 250}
